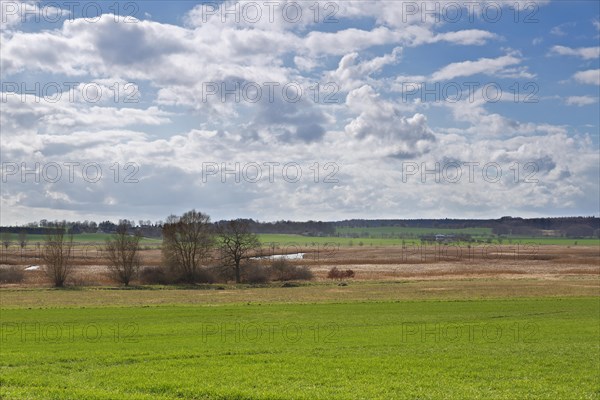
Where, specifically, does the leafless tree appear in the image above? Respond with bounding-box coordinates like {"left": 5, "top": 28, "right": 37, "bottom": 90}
{"left": 162, "top": 210, "right": 215, "bottom": 283}
{"left": 0, "top": 231, "right": 12, "bottom": 262}
{"left": 42, "top": 225, "right": 74, "bottom": 287}
{"left": 18, "top": 231, "right": 27, "bottom": 259}
{"left": 1, "top": 231, "right": 13, "bottom": 252}
{"left": 217, "top": 219, "right": 261, "bottom": 283}
{"left": 105, "top": 224, "right": 142, "bottom": 286}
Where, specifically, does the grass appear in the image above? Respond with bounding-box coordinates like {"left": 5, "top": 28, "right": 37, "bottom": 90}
{"left": 0, "top": 294, "right": 598, "bottom": 399}
{"left": 258, "top": 234, "right": 413, "bottom": 247}
{"left": 505, "top": 237, "right": 600, "bottom": 246}
{"left": 12, "top": 233, "right": 600, "bottom": 249}
{"left": 1, "top": 279, "right": 599, "bottom": 309}
{"left": 259, "top": 234, "right": 600, "bottom": 248}
{"left": 15, "top": 233, "right": 162, "bottom": 245}
{"left": 336, "top": 226, "right": 493, "bottom": 237}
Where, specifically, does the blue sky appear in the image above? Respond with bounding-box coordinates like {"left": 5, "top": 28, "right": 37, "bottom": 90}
{"left": 1, "top": 0, "right": 599, "bottom": 224}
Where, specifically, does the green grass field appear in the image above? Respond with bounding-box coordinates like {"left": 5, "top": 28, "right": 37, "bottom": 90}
{"left": 336, "top": 226, "right": 493, "bottom": 237}
{"left": 19, "top": 233, "right": 162, "bottom": 245}
{"left": 335, "top": 227, "right": 600, "bottom": 247}
{"left": 260, "top": 234, "right": 600, "bottom": 247}
{"left": 258, "top": 233, "right": 412, "bottom": 247}
{"left": 1, "top": 286, "right": 598, "bottom": 399}
{"left": 13, "top": 232, "right": 600, "bottom": 249}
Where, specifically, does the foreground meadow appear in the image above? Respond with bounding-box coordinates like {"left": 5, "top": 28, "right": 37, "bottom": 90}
{"left": 1, "top": 282, "right": 598, "bottom": 399}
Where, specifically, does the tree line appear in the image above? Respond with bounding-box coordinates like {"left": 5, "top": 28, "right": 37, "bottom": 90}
{"left": 0, "top": 218, "right": 335, "bottom": 237}
{"left": 2, "top": 216, "right": 598, "bottom": 241}
{"left": 335, "top": 216, "right": 599, "bottom": 229}
{"left": 40, "top": 210, "right": 269, "bottom": 287}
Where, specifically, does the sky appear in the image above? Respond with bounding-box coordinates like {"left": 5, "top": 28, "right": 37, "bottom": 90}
{"left": 0, "top": 0, "right": 599, "bottom": 225}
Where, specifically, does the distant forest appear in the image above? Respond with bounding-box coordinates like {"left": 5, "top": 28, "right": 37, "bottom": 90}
{"left": 336, "top": 216, "right": 600, "bottom": 235}
{"left": 334, "top": 216, "right": 600, "bottom": 238}
{"left": 0, "top": 216, "right": 599, "bottom": 238}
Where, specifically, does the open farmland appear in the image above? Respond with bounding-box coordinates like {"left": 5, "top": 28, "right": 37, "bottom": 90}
{"left": 1, "top": 290, "right": 599, "bottom": 399}
{"left": 2, "top": 0, "right": 600, "bottom": 398}
{"left": 1, "top": 239, "right": 599, "bottom": 399}
{"left": 1, "top": 239, "right": 598, "bottom": 285}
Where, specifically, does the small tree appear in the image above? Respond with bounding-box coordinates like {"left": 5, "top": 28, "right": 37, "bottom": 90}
{"left": 105, "top": 224, "right": 141, "bottom": 286}
{"left": 18, "top": 231, "right": 27, "bottom": 259}
{"left": 162, "top": 210, "right": 215, "bottom": 283}
{"left": 217, "top": 219, "right": 260, "bottom": 283}
{"left": 1, "top": 231, "right": 13, "bottom": 252}
{"left": 42, "top": 225, "right": 74, "bottom": 287}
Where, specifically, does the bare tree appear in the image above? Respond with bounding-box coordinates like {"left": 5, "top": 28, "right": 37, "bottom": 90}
{"left": 162, "top": 210, "right": 215, "bottom": 283}
{"left": 42, "top": 225, "right": 74, "bottom": 287}
{"left": 0, "top": 231, "right": 12, "bottom": 262}
{"left": 1, "top": 231, "right": 13, "bottom": 252}
{"left": 18, "top": 231, "right": 27, "bottom": 259}
{"left": 105, "top": 224, "right": 142, "bottom": 286}
{"left": 217, "top": 219, "right": 261, "bottom": 283}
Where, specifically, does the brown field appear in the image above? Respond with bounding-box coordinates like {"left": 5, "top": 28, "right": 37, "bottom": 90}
{"left": 0, "top": 244, "right": 598, "bottom": 289}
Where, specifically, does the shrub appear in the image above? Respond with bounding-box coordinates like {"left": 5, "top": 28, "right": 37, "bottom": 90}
{"left": 139, "top": 266, "right": 173, "bottom": 285}
{"left": 289, "top": 265, "right": 314, "bottom": 281}
{"left": 68, "top": 273, "right": 98, "bottom": 287}
{"left": 0, "top": 267, "right": 25, "bottom": 283}
{"left": 207, "top": 264, "right": 234, "bottom": 283}
{"left": 269, "top": 259, "right": 314, "bottom": 281}
{"left": 174, "top": 267, "right": 216, "bottom": 284}
{"left": 327, "top": 267, "right": 355, "bottom": 280}
{"left": 242, "top": 262, "right": 270, "bottom": 284}
{"left": 140, "top": 265, "right": 217, "bottom": 285}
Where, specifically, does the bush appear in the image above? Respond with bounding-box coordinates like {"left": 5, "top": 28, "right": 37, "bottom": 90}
{"left": 242, "top": 262, "right": 270, "bottom": 284}
{"left": 287, "top": 265, "right": 314, "bottom": 281}
{"left": 269, "top": 259, "right": 314, "bottom": 281}
{"left": 68, "top": 273, "right": 98, "bottom": 287}
{"left": 140, "top": 265, "right": 217, "bottom": 285}
{"left": 139, "top": 266, "right": 173, "bottom": 285}
{"left": 174, "top": 267, "right": 216, "bottom": 284}
{"left": 207, "top": 264, "right": 234, "bottom": 283}
{"left": 0, "top": 267, "right": 25, "bottom": 283}
{"left": 327, "top": 267, "right": 355, "bottom": 280}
